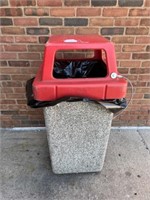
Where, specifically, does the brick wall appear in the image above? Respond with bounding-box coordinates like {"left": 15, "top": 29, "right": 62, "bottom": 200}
{"left": 0, "top": 0, "right": 150, "bottom": 127}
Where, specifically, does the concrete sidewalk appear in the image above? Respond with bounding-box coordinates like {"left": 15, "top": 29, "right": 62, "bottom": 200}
{"left": 0, "top": 128, "right": 150, "bottom": 200}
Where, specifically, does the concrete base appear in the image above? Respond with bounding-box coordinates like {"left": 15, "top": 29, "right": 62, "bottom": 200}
{"left": 44, "top": 101, "right": 113, "bottom": 174}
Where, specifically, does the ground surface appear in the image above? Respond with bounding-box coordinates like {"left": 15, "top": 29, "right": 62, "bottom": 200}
{"left": 0, "top": 129, "right": 150, "bottom": 200}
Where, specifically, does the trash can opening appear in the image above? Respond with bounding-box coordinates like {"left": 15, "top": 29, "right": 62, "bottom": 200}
{"left": 53, "top": 49, "right": 108, "bottom": 79}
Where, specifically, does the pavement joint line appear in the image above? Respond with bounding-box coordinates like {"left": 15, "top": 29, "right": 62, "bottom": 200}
{"left": 137, "top": 129, "right": 150, "bottom": 154}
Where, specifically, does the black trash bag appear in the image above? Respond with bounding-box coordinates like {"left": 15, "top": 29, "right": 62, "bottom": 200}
{"left": 113, "top": 98, "right": 127, "bottom": 108}
{"left": 53, "top": 60, "right": 107, "bottom": 78}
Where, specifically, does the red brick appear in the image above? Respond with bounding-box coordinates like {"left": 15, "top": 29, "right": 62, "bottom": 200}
{"left": 126, "top": 28, "right": 149, "bottom": 35}
{"left": 0, "top": 67, "right": 20, "bottom": 74}
{"left": 51, "top": 28, "right": 74, "bottom": 35}
{"left": 0, "top": 18, "right": 13, "bottom": 26}
{"left": 76, "top": 28, "right": 99, "bottom": 35}
{"left": 63, "top": 52, "right": 86, "bottom": 59}
{"left": 115, "top": 19, "right": 139, "bottom": 26}
{"left": 135, "top": 37, "right": 150, "bottom": 44}
{"left": 136, "top": 88, "right": 150, "bottom": 93}
{"left": 50, "top": 8, "right": 75, "bottom": 17}
{"left": 120, "top": 61, "right": 141, "bottom": 68}
{"left": 37, "top": 0, "right": 62, "bottom": 6}
{"left": 103, "top": 8, "right": 128, "bottom": 17}
{"left": 14, "top": 18, "right": 38, "bottom": 26}
{"left": 21, "top": 67, "right": 38, "bottom": 74}
{"left": 1, "top": 27, "right": 25, "bottom": 35}
{"left": 132, "top": 82, "right": 147, "bottom": 87}
{"left": 64, "top": 18, "right": 88, "bottom": 26}
{"left": 77, "top": 8, "right": 101, "bottom": 16}
{"left": 0, "top": 53, "right": 17, "bottom": 59}
{"left": 55, "top": 52, "right": 64, "bottom": 59}
{"left": 8, "top": 61, "right": 30, "bottom": 67}
{"left": 29, "top": 115, "right": 43, "bottom": 120}
{"left": 1, "top": 8, "right": 22, "bottom": 16}
{"left": 11, "top": 75, "right": 31, "bottom": 81}
{"left": 10, "top": 0, "right": 36, "bottom": 6}
{"left": 142, "top": 61, "right": 150, "bottom": 67}
{"left": 15, "top": 36, "right": 38, "bottom": 43}
{"left": 2, "top": 81, "right": 22, "bottom": 87}
{"left": 39, "top": 36, "right": 49, "bottom": 43}
{"left": 17, "top": 100, "right": 27, "bottom": 104}
{"left": 114, "top": 45, "right": 122, "bottom": 52}
{"left": 12, "top": 116, "right": 29, "bottom": 121}
{"left": 1, "top": 100, "right": 16, "bottom": 104}
{"left": 18, "top": 53, "right": 40, "bottom": 60}
{"left": 0, "top": 75, "right": 11, "bottom": 80}
{"left": 138, "top": 115, "right": 149, "bottom": 120}
{"left": 0, "top": 36, "right": 14, "bottom": 43}
{"left": 122, "top": 45, "right": 145, "bottom": 52}
{"left": 132, "top": 53, "right": 150, "bottom": 59}
{"left": 139, "top": 75, "right": 150, "bottom": 81}
{"left": 39, "top": 18, "right": 62, "bottom": 26}
{"left": 129, "top": 9, "right": 150, "bottom": 16}
{"left": 0, "top": 45, "right": 4, "bottom": 52}
{"left": 140, "top": 18, "right": 150, "bottom": 26}
{"left": 140, "top": 68, "right": 150, "bottom": 74}
{"left": 0, "top": 0, "right": 8, "bottom": 6}
{"left": 64, "top": 0, "right": 89, "bottom": 6}
{"left": 118, "top": 68, "right": 129, "bottom": 74}
{"left": 119, "top": 0, "right": 143, "bottom": 7}
{"left": 116, "top": 53, "right": 131, "bottom": 60}
{"left": 8, "top": 104, "right": 25, "bottom": 110}
{"left": 112, "top": 36, "right": 134, "bottom": 44}
{"left": 28, "top": 110, "right": 43, "bottom": 115}
{"left": 27, "top": 28, "right": 49, "bottom": 35}
{"left": 0, "top": 61, "right": 7, "bottom": 66}
{"left": 30, "top": 61, "right": 42, "bottom": 67}
{"left": 21, "top": 120, "right": 45, "bottom": 127}
{"left": 14, "top": 88, "right": 26, "bottom": 93}
{"left": 28, "top": 45, "right": 44, "bottom": 52}
{"left": 130, "top": 68, "right": 140, "bottom": 74}
{"left": 1, "top": 87, "right": 13, "bottom": 93}
{"left": 101, "top": 28, "right": 124, "bottom": 35}
{"left": 92, "top": 0, "right": 117, "bottom": 6}
{"left": 126, "top": 75, "right": 138, "bottom": 81}
{"left": 147, "top": 121, "right": 150, "bottom": 126}
{"left": 4, "top": 45, "right": 27, "bottom": 52}
{"left": 24, "top": 8, "right": 49, "bottom": 16}
{"left": 6, "top": 93, "right": 25, "bottom": 99}
{"left": 145, "top": 0, "right": 150, "bottom": 7}
{"left": 90, "top": 18, "right": 113, "bottom": 26}
{"left": 0, "top": 8, "right": 5, "bottom": 16}
{"left": 1, "top": 120, "right": 21, "bottom": 128}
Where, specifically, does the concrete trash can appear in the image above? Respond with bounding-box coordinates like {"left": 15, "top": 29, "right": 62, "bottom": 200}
{"left": 44, "top": 101, "right": 113, "bottom": 174}
{"left": 26, "top": 35, "right": 127, "bottom": 174}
